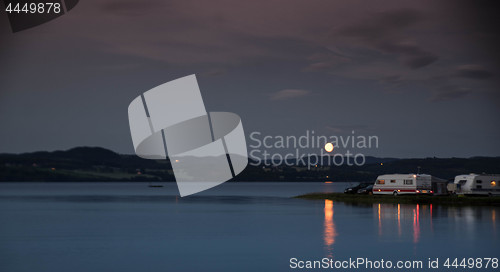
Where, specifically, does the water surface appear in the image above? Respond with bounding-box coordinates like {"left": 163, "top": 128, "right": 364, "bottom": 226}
{"left": 0, "top": 182, "right": 498, "bottom": 271}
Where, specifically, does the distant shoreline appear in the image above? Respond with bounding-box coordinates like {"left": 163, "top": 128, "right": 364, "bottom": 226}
{"left": 0, "top": 180, "right": 349, "bottom": 183}
{"left": 2, "top": 146, "right": 500, "bottom": 182}
{"left": 295, "top": 193, "right": 500, "bottom": 206}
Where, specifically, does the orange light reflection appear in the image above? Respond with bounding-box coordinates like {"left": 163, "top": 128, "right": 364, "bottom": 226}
{"left": 493, "top": 209, "right": 497, "bottom": 236}
{"left": 378, "top": 203, "right": 382, "bottom": 236}
{"left": 397, "top": 204, "right": 401, "bottom": 237}
{"left": 413, "top": 205, "right": 420, "bottom": 243}
{"left": 430, "top": 204, "right": 433, "bottom": 232}
{"left": 324, "top": 200, "right": 337, "bottom": 257}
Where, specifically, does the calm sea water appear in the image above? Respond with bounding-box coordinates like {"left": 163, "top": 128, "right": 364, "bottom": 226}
{"left": 0, "top": 182, "right": 498, "bottom": 272}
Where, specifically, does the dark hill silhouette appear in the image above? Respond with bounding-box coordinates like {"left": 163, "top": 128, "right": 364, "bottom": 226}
{"left": 1, "top": 147, "right": 499, "bottom": 182}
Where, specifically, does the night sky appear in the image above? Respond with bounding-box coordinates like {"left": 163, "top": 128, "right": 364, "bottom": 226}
{"left": 1, "top": 0, "right": 499, "bottom": 157}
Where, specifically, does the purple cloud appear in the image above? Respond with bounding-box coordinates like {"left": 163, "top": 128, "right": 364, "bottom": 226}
{"left": 269, "top": 89, "right": 311, "bottom": 101}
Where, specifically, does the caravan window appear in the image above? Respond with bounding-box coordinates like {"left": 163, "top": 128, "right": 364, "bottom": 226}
{"left": 476, "top": 185, "right": 482, "bottom": 189}
{"left": 476, "top": 180, "right": 482, "bottom": 184}
{"left": 377, "top": 180, "right": 385, "bottom": 184}
{"left": 390, "top": 180, "right": 396, "bottom": 183}
{"left": 404, "top": 179, "right": 413, "bottom": 185}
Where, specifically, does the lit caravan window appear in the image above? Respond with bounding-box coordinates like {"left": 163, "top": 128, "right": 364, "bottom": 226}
{"left": 476, "top": 180, "right": 482, "bottom": 184}
{"left": 404, "top": 179, "right": 413, "bottom": 185}
{"left": 492, "top": 181, "right": 497, "bottom": 187}
{"left": 377, "top": 180, "right": 385, "bottom": 184}
{"left": 390, "top": 180, "right": 396, "bottom": 183}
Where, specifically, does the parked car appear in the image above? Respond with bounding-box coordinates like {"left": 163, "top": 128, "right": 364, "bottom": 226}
{"left": 357, "top": 185, "right": 374, "bottom": 194}
{"left": 344, "top": 183, "right": 372, "bottom": 194}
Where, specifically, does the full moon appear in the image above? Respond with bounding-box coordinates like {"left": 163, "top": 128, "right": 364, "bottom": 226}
{"left": 324, "top": 143, "right": 334, "bottom": 152}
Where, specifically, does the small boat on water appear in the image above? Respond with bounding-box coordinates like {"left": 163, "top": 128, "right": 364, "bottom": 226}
{"left": 148, "top": 181, "right": 164, "bottom": 188}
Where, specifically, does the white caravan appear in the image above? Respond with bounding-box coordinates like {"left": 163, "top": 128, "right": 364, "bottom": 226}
{"left": 451, "top": 174, "right": 500, "bottom": 196}
{"left": 373, "top": 174, "right": 435, "bottom": 195}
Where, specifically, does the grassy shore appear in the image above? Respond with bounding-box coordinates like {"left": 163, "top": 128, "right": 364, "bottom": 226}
{"left": 295, "top": 193, "right": 500, "bottom": 206}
